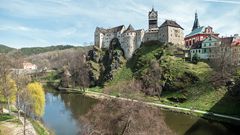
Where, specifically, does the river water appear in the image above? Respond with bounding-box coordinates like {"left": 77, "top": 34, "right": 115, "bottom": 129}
{"left": 42, "top": 92, "right": 240, "bottom": 135}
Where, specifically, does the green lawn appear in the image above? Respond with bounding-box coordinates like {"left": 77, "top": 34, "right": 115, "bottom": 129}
{"left": 0, "top": 114, "right": 14, "bottom": 121}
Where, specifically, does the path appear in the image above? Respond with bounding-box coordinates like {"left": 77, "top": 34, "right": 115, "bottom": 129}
{"left": 0, "top": 114, "right": 37, "bottom": 135}
{"left": 85, "top": 91, "right": 240, "bottom": 122}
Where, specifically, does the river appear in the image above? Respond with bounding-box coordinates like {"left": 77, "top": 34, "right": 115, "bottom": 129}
{"left": 42, "top": 92, "right": 240, "bottom": 135}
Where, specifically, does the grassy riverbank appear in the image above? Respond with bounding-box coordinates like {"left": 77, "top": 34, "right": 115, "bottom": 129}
{"left": 84, "top": 90, "right": 240, "bottom": 124}
{"left": 31, "top": 120, "right": 54, "bottom": 135}
{"left": 0, "top": 113, "right": 52, "bottom": 135}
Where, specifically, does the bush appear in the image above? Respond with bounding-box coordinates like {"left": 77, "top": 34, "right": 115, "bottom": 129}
{"left": 192, "top": 53, "right": 200, "bottom": 64}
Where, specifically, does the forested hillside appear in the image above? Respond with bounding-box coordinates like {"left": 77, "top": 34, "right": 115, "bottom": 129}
{"left": 0, "top": 44, "right": 16, "bottom": 53}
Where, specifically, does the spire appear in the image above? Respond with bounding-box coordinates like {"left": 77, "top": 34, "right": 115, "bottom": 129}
{"left": 192, "top": 11, "right": 200, "bottom": 31}
{"left": 151, "top": 5, "right": 154, "bottom": 12}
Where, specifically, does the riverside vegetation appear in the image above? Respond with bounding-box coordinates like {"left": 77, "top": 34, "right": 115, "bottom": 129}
{"left": 51, "top": 40, "right": 240, "bottom": 124}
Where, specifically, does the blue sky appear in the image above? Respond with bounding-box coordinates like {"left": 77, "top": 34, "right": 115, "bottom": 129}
{"left": 0, "top": 0, "right": 239, "bottom": 48}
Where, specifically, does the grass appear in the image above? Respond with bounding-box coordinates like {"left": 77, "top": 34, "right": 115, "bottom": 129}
{"left": 107, "top": 66, "right": 133, "bottom": 86}
{"left": 0, "top": 114, "right": 14, "bottom": 121}
{"left": 88, "top": 86, "right": 103, "bottom": 93}
{"left": 31, "top": 120, "right": 52, "bottom": 135}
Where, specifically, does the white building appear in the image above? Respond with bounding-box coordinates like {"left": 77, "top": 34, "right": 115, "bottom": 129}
{"left": 23, "top": 62, "right": 37, "bottom": 70}
{"left": 190, "top": 35, "right": 220, "bottom": 60}
{"left": 94, "top": 8, "right": 184, "bottom": 59}
{"left": 94, "top": 25, "right": 144, "bottom": 58}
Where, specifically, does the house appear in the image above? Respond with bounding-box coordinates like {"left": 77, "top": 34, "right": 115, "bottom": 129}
{"left": 220, "top": 35, "right": 240, "bottom": 65}
{"left": 23, "top": 62, "right": 37, "bottom": 70}
{"left": 190, "top": 35, "right": 220, "bottom": 60}
{"left": 185, "top": 12, "right": 219, "bottom": 48}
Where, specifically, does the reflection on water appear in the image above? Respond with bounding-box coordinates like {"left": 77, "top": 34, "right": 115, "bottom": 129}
{"left": 42, "top": 92, "right": 239, "bottom": 135}
{"left": 43, "top": 92, "right": 97, "bottom": 135}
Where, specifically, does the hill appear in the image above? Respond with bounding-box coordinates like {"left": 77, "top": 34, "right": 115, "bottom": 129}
{"left": 85, "top": 41, "right": 240, "bottom": 120}
{"left": 20, "top": 45, "right": 77, "bottom": 56}
{"left": 0, "top": 44, "right": 16, "bottom": 53}
{"left": 27, "top": 46, "right": 92, "bottom": 69}
{"left": 0, "top": 44, "right": 92, "bottom": 56}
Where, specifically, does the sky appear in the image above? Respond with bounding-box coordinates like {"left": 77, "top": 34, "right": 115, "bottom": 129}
{"left": 0, "top": 0, "right": 239, "bottom": 48}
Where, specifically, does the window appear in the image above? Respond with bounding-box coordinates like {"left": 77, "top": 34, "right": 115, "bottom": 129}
{"left": 203, "top": 49, "right": 206, "bottom": 53}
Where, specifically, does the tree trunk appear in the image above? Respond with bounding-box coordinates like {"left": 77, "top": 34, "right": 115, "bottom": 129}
{"left": 17, "top": 94, "right": 20, "bottom": 120}
{"left": 7, "top": 98, "right": 11, "bottom": 115}
{"left": 23, "top": 105, "right": 26, "bottom": 135}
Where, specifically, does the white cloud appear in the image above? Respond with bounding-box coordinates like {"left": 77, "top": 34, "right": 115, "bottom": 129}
{"left": 203, "top": 0, "right": 240, "bottom": 4}
{"left": 0, "top": 0, "right": 239, "bottom": 47}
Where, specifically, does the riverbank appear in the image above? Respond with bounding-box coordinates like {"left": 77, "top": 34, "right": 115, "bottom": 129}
{"left": 83, "top": 90, "right": 240, "bottom": 125}
{"left": 0, "top": 111, "right": 51, "bottom": 135}
{"left": 0, "top": 113, "right": 37, "bottom": 135}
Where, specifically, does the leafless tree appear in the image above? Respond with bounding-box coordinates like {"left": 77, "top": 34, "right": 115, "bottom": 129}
{"left": 210, "top": 40, "right": 236, "bottom": 85}
{"left": 142, "top": 60, "right": 163, "bottom": 99}
{"left": 80, "top": 99, "right": 175, "bottom": 135}
{"left": 12, "top": 73, "right": 31, "bottom": 119}
{"left": 0, "top": 54, "right": 14, "bottom": 114}
{"left": 68, "top": 52, "right": 90, "bottom": 91}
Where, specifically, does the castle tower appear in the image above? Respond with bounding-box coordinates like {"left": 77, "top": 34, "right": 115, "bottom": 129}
{"left": 148, "top": 8, "right": 158, "bottom": 30}
{"left": 192, "top": 11, "right": 200, "bottom": 31}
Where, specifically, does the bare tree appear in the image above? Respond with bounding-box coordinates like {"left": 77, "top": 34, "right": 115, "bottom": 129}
{"left": 68, "top": 52, "right": 90, "bottom": 91}
{"left": 210, "top": 39, "right": 236, "bottom": 85}
{"left": 0, "top": 54, "right": 15, "bottom": 114}
{"left": 12, "top": 73, "right": 31, "bottom": 119}
{"left": 80, "top": 99, "right": 175, "bottom": 135}
{"left": 142, "top": 60, "right": 163, "bottom": 99}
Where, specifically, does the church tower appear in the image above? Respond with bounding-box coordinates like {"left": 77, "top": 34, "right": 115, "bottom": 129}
{"left": 192, "top": 12, "right": 200, "bottom": 31}
{"left": 148, "top": 8, "right": 158, "bottom": 30}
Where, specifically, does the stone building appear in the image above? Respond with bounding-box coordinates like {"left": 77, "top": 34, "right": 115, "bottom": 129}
{"left": 159, "top": 20, "right": 184, "bottom": 48}
{"left": 94, "top": 8, "right": 184, "bottom": 59}
{"left": 94, "top": 25, "right": 144, "bottom": 58}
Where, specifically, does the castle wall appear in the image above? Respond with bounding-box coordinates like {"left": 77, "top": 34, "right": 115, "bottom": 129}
{"left": 136, "top": 30, "right": 144, "bottom": 48}
{"left": 121, "top": 32, "right": 137, "bottom": 58}
{"left": 167, "top": 27, "right": 184, "bottom": 48}
{"left": 158, "top": 27, "right": 168, "bottom": 43}
{"left": 143, "top": 31, "right": 158, "bottom": 42}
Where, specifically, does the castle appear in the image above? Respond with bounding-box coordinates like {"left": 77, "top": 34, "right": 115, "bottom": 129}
{"left": 94, "top": 8, "right": 184, "bottom": 58}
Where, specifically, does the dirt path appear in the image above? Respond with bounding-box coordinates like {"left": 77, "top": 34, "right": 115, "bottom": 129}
{"left": 0, "top": 116, "right": 37, "bottom": 135}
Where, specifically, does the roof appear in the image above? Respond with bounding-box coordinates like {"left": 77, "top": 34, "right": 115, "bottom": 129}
{"left": 186, "top": 26, "right": 205, "bottom": 38}
{"left": 159, "top": 20, "right": 184, "bottom": 30}
{"left": 202, "top": 34, "right": 219, "bottom": 42}
{"left": 191, "top": 41, "right": 203, "bottom": 49}
{"left": 123, "top": 24, "right": 135, "bottom": 33}
{"left": 149, "top": 8, "right": 157, "bottom": 16}
{"left": 221, "top": 37, "right": 234, "bottom": 46}
{"left": 192, "top": 12, "right": 200, "bottom": 31}
{"left": 96, "top": 25, "right": 124, "bottom": 34}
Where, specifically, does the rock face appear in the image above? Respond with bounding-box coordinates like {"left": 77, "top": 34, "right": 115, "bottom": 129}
{"left": 87, "top": 38, "right": 125, "bottom": 86}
